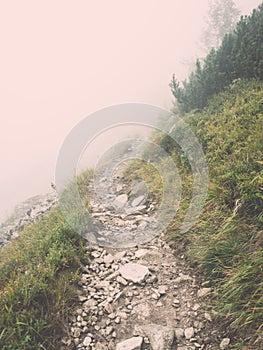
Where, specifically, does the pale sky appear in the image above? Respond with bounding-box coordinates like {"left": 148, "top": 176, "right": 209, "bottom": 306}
{"left": 0, "top": 0, "right": 261, "bottom": 222}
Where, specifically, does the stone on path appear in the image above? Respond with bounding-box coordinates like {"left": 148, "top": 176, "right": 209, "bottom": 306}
{"left": 174, "top": 328, "right": 184, "bottom": 340}
{"left": 125, "top": 205, "right": 146, "bottom": 215}
{"left": 131, "top": 195, "right": 145, "bottom": 207}
{"left": 119, "top": 263, "right": 149, "bottom": 283}
{"left": 116, "top": 336, "right": 143, "bottom": 350}
{"left": 134, "top": 249, "right": 149, "bottom": 259}
{"left": 184, "top": 327, "right": 195, "bottom": 339}
{"left": 113, "top": 194, "right": 128, "bottom": 210}
{"left": 220, "top": 338, "right": 230, "bottom": 349}
{"left": 103, "top": 253, "right": 114, "bottom": 264}
{"left": 83, "top": 336, "right": 92, "bottom": 346}
{"left": 158, "top": 285, "right": 168, "bottom": 295}
{"left": 114, "top": 251, "right": 127, "bottom": 261}
{"left": 116, "top": 275, "right": 128, "bottom": 286}
{"left": 134, "top": 324, "right": 174, "bottom": 350}
{"left": 197, "top": 288, "right": 212, "bottom": 298}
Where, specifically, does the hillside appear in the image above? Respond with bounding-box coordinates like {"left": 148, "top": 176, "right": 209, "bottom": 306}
{"left": 126, "top": 79, "right": 263, "bottom": 347}
{"left": 0, "top": 80, "right": 262, "bottom": 349}
{"left": 175, "top": 79, "right": 263, "bottom": 340}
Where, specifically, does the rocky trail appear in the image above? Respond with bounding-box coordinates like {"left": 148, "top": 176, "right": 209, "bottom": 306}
{"left": 61, "top": 162, "right": 231, "bottom": 350}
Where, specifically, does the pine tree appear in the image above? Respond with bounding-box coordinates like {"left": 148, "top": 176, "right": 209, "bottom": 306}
{"left": 170, "top": 3, "right": 263, "bottom": 113}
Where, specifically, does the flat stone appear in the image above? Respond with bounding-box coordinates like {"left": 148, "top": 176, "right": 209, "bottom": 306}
{"left": 131, "top": 195, "right": 145, "bottom": 207}
{"left": 184, "top": 327, "right": 195, "bottom": 339}
{"left": 158, "top": 285, "right": 168, "bottom": 295}
{"left": 114, "top": 251, "right": 127, "bottom": 261}
{"left": 105, "top": 325, "right": 114, "bottom": 335}
{"left": 174, "top": 328, "right": 184, "bottom": 340}
{"left": 119, "top": 263, "right": 149, "bottom": 283}
{"left": 116, "top": 336, "right": 143, "bottom": 350}
{"left": 91, "top": 251, "right": 101, "bottom": 258}
{"left": 125, "top": 205, "right": 146, "bottom": 215}
{"left": 113, "top": 194, "right": 128, "bottom": 210}
{"left": 135, "top": 249, "right": 149, "bottom": 259}
{"left": 135, "top": 324, "right": 174, "bottom": 350}
{"left": 103, "top": 254, "right": 114, "bottom": 264}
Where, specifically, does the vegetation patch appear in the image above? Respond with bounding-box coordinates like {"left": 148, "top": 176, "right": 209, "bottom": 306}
{"left": 0, "top": 170, "right": 92, "bottom": 350}
{"left": 125, "top": 80, "right": 263, "bottom": 345}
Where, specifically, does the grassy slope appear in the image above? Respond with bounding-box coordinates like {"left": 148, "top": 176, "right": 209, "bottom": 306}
{"left": 125, "top": 79, "right": 263, "bottom": 347}
{"left": 177, "top": 80, "right": 263, "bottom": 344}
{"left": 0, "top": 170, "right": 92, "bottom": 350}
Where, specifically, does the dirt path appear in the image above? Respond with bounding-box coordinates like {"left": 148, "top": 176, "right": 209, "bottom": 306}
{"left": 61, "top": 162, "right": 231, "bottom": 350}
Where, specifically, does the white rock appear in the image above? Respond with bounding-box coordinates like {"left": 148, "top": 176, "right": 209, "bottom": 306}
{"left": 83, "top": 336, "right": 92, "bottom": 346}
{"left": 114, "top": 251, "right": 127, "bottom": 261}
{"left": 125, "top": 205, "right": 146, "bottom": 215}
{"left": 131, "top": 195, "right": 145, "bottom": 207}
{"left": 174, "top": 328, "right": 184, "bottom": 340}
{"left": 119, "top": 263, "right": 149, "bottom": 283}
{"left": 113, "top": 194, "right": 128, "bottom": 210}
{"left": 158, "top": 285, "right": 168, "bottom": 295}
{"left": 204, "top": 312, "right": 212, "bottom": 321}
{"left": 116, "top": 276, "right": 128, "bottom": 286}
{"left": 220, "top": 338, "right": 230, "bottom": 349}
{"left": 184, "top": 327, "right": 195, "bottom": 339}
{"left": 116, "top": 336, "right": 143, "bottom": 350}
{"left": 104, "top": 254, "right": 114, "bottom": 264}
{"left": 135, "top": 249, "right": 149, "bottom": 259}
{"left": 116, "top": 184, "right": 123, "bottom": 192}
{"left": 197, "top": 288, "right": 212, "bottom": 298}
{"left": 72, "top": 327, "right": 81, "bottom": 338}
{"left": 134, "top": 324, "right": 174, "bottom": 350}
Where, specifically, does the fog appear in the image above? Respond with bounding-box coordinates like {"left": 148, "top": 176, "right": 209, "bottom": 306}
{"left": 0, "top": 0, "right": 261, "bottom": 223}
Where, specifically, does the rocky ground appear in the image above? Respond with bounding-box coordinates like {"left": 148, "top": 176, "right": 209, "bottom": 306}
{"left": 61, "top": 162, "right": 232, "bottom": 350}
{"left": 0, "top": 152, "right": 234, "bottom": 349}
{"left": 0, "top": 192, "right": 57, "bottom": 249}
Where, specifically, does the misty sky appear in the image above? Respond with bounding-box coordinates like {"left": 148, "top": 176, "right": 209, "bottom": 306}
{"left": 0, "top": 0, "right": 261, "bottom": 222}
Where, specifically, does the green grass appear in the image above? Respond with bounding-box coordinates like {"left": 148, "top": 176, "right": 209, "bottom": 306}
{"left": 0, "top": 170, "right": 92, "bottom": 350}
{"left": 177, "top": 80, "right": 263, "bottom": 344}
{"left": 124, "top": 79, "right": 263, "bottom": 346}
